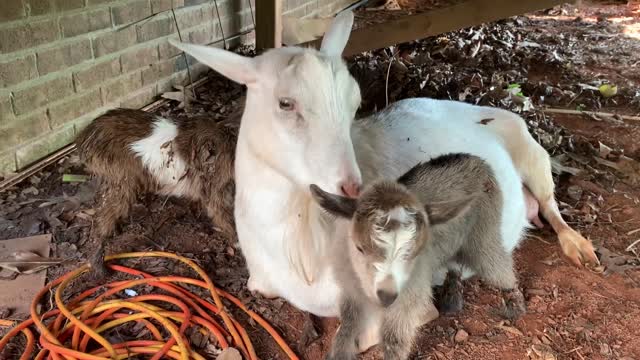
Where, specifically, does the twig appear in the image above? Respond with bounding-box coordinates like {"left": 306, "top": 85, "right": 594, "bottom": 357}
{"left": 527, "top": 234, "right": 552, "bottom": 244}
{"left": 542, "top": 108, "right": 640, "bottom": 122}
{"left": 384, "top": 50, "right": 399, "bottom": 108}
{"left": 626, "top": 228, "right": 640, "bottom": 236}
{"left": 625, "top": 238, "right": 640, "bottom": 253}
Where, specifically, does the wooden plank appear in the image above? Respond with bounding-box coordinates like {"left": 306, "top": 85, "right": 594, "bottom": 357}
{"left": 255, "top": 0, "right": 283, "bottom": 50}
{"left": 304, "top": 0, "right": 566, "bottom": 56}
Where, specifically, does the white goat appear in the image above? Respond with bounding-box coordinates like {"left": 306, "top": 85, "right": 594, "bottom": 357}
{"left": 169, "top": 11, "right": 598, "bottom": 321}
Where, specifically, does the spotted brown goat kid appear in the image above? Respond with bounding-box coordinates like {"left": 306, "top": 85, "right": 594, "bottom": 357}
{"left": 311, "top": 152, "right": 529, "bottom": 360}
{"left": 75, "top": 108, "right": 239, "bottom": 278}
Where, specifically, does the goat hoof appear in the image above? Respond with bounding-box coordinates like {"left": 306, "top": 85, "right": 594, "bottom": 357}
{"left": 298, "top": 313, "right": 321, "bottom": 353}
{"left": 559, "top": 229, "right": 599, "bottom": 267}
{"left": 501, "top": 288, "right": 526, "bottom": 320}
{"left": 88, "top": 247, "right": 109, "bottom": 281}
{"left": 434, "top": 271, "right": 464, "bottom": 314}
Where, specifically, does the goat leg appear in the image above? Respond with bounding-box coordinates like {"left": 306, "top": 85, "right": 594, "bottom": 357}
{"left": 500, "top": 287, "right": 526, "bottom": 320}
{"left": 298, "top": 312, "right": 322, "bottom": 353}
{"left": 88, "top": 239, "right": 108, "bottom": 280}
{"left": 433, "top": 270, "right": 464, "bottom": 314}
{"left": 326, "top": 298, "right": 364, "bottom": 360}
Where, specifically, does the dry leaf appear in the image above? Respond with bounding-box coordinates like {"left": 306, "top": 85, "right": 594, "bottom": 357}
{"left": 0, "top": 251, "right": 63, "bottom": 275}
{"left": 496, "top": 321, "right": 524, "bottom": 336}
{"left": 528, "top": 343, "right": 557, "bottom": 360}
{"left": 217, "top": 347, "right": 241, "bottom": 360}
{"left": 550, "top": 156, "right": 582, "bottom": 176}
{"left": 597, "top": 247, "right": 637, "bottom": 275}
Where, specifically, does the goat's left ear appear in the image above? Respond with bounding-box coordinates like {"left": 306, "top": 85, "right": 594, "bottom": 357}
{"left": 319, "top": 10, "right": 354, "bottom": 56}
{"left": 310, "top": 184, "right": 357, "bottom": 218}
{"left": 424, "top": 195, "right": 476, "bottom": 226}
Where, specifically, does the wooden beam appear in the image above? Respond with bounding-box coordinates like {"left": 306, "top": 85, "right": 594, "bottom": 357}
{"left": 255, "top": 0, "right": 283, "bottom": 50}
{"left": 304, "top": 0, "right": 566, "bottom": 56}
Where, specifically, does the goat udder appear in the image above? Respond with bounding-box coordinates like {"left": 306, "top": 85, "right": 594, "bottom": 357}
{"left": 523, "top": 185, "right": 543, "bottom": 228}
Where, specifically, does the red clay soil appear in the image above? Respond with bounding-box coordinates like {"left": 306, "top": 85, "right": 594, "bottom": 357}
{"left": 1, "top": 2, "right": 640, "bottom": 360}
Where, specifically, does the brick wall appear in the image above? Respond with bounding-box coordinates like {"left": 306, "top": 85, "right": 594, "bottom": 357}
{"left": 0, "top": 0, "right": 354, "bottom": 177}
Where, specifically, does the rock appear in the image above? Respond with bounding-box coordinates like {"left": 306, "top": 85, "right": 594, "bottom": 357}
{"left": 455, "top": 329, "right": 469, "bottom": 343}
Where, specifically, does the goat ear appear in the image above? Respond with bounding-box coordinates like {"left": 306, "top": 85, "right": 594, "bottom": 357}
{"left": 169, "top": 39, "right": 257, "bottom": 85}
{"left": 319, "top": 10, "right": 354, "bottom": 56}
{"left": 309, "top": 184, "right": 357, "bottom": 218}
{"left": 424, "top": 195, "right": 476, "bottom": 226}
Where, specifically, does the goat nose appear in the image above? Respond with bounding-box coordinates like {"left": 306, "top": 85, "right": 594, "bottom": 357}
{"left": 376, "top": 289, "right": 398, "bottom": 307}
{"left": 339, "top": 181, "right": 361, "bottom": 199}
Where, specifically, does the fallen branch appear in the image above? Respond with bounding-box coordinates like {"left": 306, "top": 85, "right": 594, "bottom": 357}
{"left": 542, "top": 108, "right": 640, "bottom": 122}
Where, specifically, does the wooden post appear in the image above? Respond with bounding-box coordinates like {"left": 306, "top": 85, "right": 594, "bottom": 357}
{"left": 255, "top": 0, "right": 283, "bottom": 50}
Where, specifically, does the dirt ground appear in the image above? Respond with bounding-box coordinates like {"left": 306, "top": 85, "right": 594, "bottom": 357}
{"left": 1, "top": 2, "right": 640, "bottom": 360}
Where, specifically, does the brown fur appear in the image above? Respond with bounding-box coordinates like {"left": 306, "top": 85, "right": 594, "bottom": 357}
{"left": 311, "top": 153, "right": 525, "bottom": 360}
{"left": 75, "top": 106, "right": 241, "bottom": 277}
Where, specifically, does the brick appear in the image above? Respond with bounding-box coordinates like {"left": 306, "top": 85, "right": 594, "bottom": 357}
{"left": 54, "top": 0, "right": 84, "bottom": 11}
{"left": 59, "top": 8, "right": 112, "bottom": 38}
{"left": 141, "top": 57, "right": 175, "bottom": 85}
{"left": 36, "top": 39, "right": 92, "bottom": 75}
{"left": 0, "top": 55, "right": 37, "bottom": 88}
{"left": 0, "top": 0, "right": 26, "bottom": 21}
{"left": 120, "top": 85, "right": 156, "bottom": 109}
{"left": 26, "top": 0, "right": 53, "bottom": 16}
{"left": 102, "top": 72, "right": 142, "bottom": 104}
{"left": 172, "top": 0, "right": 184, "bottom": 8}
{"left": 0, "top": 111, "right": 50, "bottom": 151}
{"left": 92, "top": 26, "right": 137, "bottom": 57}
{"left": 73, "top": 58, "right": 121, "bottom": 92}
{"left": 0, "top": 19, "right": 58, "bottom": 54}
{"left": 183, "top": 0, "right": 207, "bottom": 6}
{"left": 48, "top": 89, "right": 102, "bottom": 127}
{"left": 49, "top": 89, "right": 102, "bottom": 128}
{"left": 111, "top": 0, "right": 151, "bottom": 26}
{"left": 0, "top": 151, "right": 17, "bottom": 176}
{"left": 159, "top": 36, "right": 182, "bottom": 59}
{"left": 16, "top": 125, "right": 74, "bottom": 169}
{"left": 175, "top": 6, "right": 203, "bottom": 30}
{"left": 86, "top": 0, "right": 115, "bottom": 5}
{"left": 187, "top": 24, "right": 214, "bottom": 45}
{"left": 151, "top": 0, "right": 172, "bottom": 13}
{"left": 13, "top": 76, "right": 74, "bottom": 115}
{"left": 136, "top": 14, "right": 174, "bottom": 42}
{"left": 121, "top": 46, "right": 158, "bottom": 73}
{"left": 0, "top": 94, "right": 15, "bottom": 126}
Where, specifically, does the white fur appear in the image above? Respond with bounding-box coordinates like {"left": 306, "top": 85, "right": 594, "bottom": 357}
{"left": 372, "top": 207, "right": 417, "bottom": 291}
{"left": 172, "top": 11, "right": 531, "bottom": 317}
{"left": 129, "top": 117, "right": 190, "bottom": 196}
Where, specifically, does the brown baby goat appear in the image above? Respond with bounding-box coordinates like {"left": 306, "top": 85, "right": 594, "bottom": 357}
{"left": 311, "top": 152, "right": 529, "bottom": 359}
{"left": 75, "top": 108, "right": 239, "bottom": 278}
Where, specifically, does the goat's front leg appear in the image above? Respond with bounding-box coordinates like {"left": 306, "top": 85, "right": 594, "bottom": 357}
{"left": 381, "top": 293, "right": 439, "bottom": 359}
{"left": 326, "top": 298, "right": 369, "bottom": 360}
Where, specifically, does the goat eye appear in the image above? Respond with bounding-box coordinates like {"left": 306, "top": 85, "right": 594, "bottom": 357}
{"left": 356, "top": 245, "right": 364, "bottom": 254}
{"left": 278, "top": 98, "right": 295, "bottom": 111}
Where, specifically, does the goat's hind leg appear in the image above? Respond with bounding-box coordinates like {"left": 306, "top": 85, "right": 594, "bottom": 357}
{"left": 482, "top": 114, "right": 599, "bottom": 266}
{"left": 433, "top": 269, "right": 464, "bottom": 314}
{"left": 463, "top": 247, "right": 525, "bottom": 320}
{"left": 89, "top": 182, "right": 137, "bottom": 280}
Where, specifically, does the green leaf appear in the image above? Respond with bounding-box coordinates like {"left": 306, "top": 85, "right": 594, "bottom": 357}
{"left": 62, "top": 174, "right": 88, "bottom": 183}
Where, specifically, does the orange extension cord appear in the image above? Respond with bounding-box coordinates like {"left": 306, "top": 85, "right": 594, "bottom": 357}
{"left": 0, "top": 251, "right": 299, "bottom": 360}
